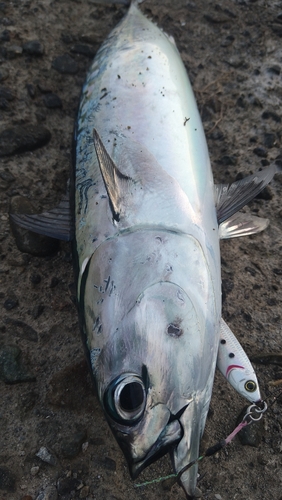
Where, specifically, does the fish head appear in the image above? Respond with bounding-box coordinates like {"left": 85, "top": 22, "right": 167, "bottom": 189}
{"left": 90, "top": 281, "right": 217, "bottom": 498}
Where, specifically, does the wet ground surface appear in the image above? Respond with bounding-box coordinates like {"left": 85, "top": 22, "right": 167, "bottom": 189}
{"left": 0, "top": 1, "right": 282, "bottom": 499}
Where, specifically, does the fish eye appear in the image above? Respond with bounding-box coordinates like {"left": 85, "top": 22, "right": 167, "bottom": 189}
{"left": 104, "top": 374, "right": 146, "bottom": 425}
{"left": 244, "top": 380, "right": 257, "bottom": 392}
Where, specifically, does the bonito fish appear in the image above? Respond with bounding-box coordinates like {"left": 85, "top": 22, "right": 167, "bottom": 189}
{"left": 11, "top": 1, "right": 277, "bottom": 497}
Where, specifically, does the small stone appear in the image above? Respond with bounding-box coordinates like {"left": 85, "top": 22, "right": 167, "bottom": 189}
{"left": 0, "top": 124, "right": 51, "bottom": 157}
{"left": 70, "top": 44, "right": 96, "bottom": 58}
{"left": 218, "top": 155, "right": 237, "bottom": 166}
{"left": 43, "top": 93, "right": 62, "bottom": 109}
{"left": 0, "top": 466, "right": 16, "bottom": 492}
{"left": 253, "top": 146, "right": 267, "bottom": 158}
{"left": 60, "top": 430, "right": 87, "bottom": 459}
{"left": 9, "top": 196, "right": 59, "bottom": 257}
{"left": 23, "top": 40, "right": 44, "bottom": 56}
{"left": 52, "top": 54, "right": 78, "bottom": 74}
{"left": 50, "top": 277, "right": 59, "bottom": 288}
{"left": 35, "top": 485, "right": 58, "bottom": 500}
{"left": 266, "top": 65, "right": 281, "bottom": 75}
{"left": 261, "top": 110, "right": 281, "bottom": 122}
{"left": 215, "top": 495, "right": 223, "bottom": 500}
{"left": 6, "top": 45, "right": 23, "bottom": 59}
{"left": 0, "top": 345, "right": 36, "bottom": 384}
{"left": 30, "top": 274, "right": 41, "bottom": 284}
{"left": 4, "top": 297, "right": 18, "bottom": 310}
{"left": 79, "top": 485, "right": 89, "bottom": 499}
{"left": 30, "top": 466, "right": 40, "bottom": 476}
{"left": 35, "top": 446, "right": 57, "bottom": 466}
{"left": 263, "top": 133, "right": 276, "bottom": 148}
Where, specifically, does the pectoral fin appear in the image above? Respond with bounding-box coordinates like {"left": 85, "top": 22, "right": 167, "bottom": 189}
{"left": 9, "top": 194, "right": 73, "bottom": 241}
{"left": 93, "top": 128, "right": 137, "bottom": 222}
{"left": 219, "top": 212, "right": 269, "bottom": 239}
{"left": 215, "top": 164, "right": 277, "bottom": 225}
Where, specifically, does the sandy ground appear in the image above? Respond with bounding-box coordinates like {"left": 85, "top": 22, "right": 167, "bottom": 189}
{"left": 0, "top": 1, "right": 282, "bottom": 499}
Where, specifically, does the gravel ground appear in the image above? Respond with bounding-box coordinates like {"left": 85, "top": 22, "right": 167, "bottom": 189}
{"left": 0, "top": 1, "right": 282, "bottom": 499}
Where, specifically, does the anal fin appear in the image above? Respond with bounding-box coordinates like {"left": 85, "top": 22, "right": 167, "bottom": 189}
{"left": 219, "top": 212, "right": 269, "bottom": 239}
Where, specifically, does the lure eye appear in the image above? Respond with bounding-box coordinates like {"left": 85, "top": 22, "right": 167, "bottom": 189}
{"left": 245, "top": 380, "right": 257, "bottom": 392}
{"left": 104, "top": 374, "right": 146, "bottom": 425}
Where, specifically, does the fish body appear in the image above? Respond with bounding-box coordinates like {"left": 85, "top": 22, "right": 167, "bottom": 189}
{"left": 74, "top": 4, "right": 221, "bottom": 497}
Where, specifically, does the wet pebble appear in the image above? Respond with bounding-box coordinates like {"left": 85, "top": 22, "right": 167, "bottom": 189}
{"left": 30, "top": 466, "right": 39, "bottom": 476}
{"left": 0, "top": 86, "right": 15, "bottom": 101}
{"left": 237, "top": 406, "right": 264, "bottom": 447}
{"left": 23, "top": 40, "right": 44, "bottom": 56}
{"left": 0, "top": 345, "right": 36, "bottom": 384}
{"left": 264, "top": 132, "right": 277, "bottom": 148}
{"left": 35, "top": 485, "right": 58, "bottom": 500}
{"left": 3, "top": 297, "right": 18, "bottom": 310}
{"left": 0, "top": 466, "right": 16, "bottom": 492}
{"left": 30, "top": 273, "right": 41, "bottom": 285}
{"left": 43, "top": 93, "right": 62, "bottom": 109}
{"left": 51, "top": 54, "right": 78, "bottom": 74}
{"left": 35, "top": 447, "right": 57, "bottom": 466}
{"left": 253, "top": 146, "right": 267, "bottom": 158}
{"left": 60, "top": 429, "right": 87, "bottom": 458}
{"left": 70, "top": 43, "right": 96, "bottom": 58}
{"left": 50, "top": 276, "right": 59, "bottom": 288}
{"left": 0, "top": 124, "right": 51, "bottom": 156}
{"left": 9, "top": 196, "right": 59, "bottom": 257}
{"left": 266, "top": 65, "right": 281, "bottom": 76}
{"left": 261, "top": 110, "right": 281, "bottom": 122}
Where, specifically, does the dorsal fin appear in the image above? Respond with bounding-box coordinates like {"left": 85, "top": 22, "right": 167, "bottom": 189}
{"left": 215, "top": 164, "right": 277, "bottom": 225}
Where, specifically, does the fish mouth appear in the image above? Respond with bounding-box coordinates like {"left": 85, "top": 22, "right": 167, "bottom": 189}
{"left": 128, "top": 405, "right": 187, "bottom": 479}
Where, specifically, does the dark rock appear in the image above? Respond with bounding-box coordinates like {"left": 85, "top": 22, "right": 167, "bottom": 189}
{"left": 271, "top": 24, "right": 282, "bottom": 37}
{"left": 255, "top": 185, "right": 273, "bottom": 200}
{"left": 261, "top": 110, "right": 281, "bottom": 122}
{"left": 9, "top": 196, "right": 59, "bottom": 257}
{"left": 0, "top": 344, "right": 36, "bottom": 384}
{"left": 253, "top": 146, "right": 267, "bottom": 158}
{"left": 222, "top": 278, "right": 234, "bottom": 304}
{"left": 0, "top": 86, "right": 15, "bottom": 101}
{"left": 245, "top": 266, "right": 256, "bottom": 276}
{"left": 32, "top": 304, "right": 44, "bottom": 319}
{"left": 266, "top": 65, "right": 281, "bottom": 75}
{"left": 218, "top": 155, "right": 237, "bottom": 166}
{"left": 30, "top": 273, "right": 41, "bottom": 284}
{"left": 26, "top": 83, "right": 36, "bottom": 98}
{"left": 0, "top": 29, "right": 10, "bottom": 41}
{"left": 221, "top": 34, "right": 235, "bottom": 47}
{"left": 61, "top": 33, "right": 76, "bottom": 44}
{"left": 57, "top": 477, "right": 81, "bottom": 496}
{"left": 273, "top": 268, "right": 282, "bottom": 275}
{"left": 263, "top": 133, "right": 276, "bottom": 148}
{"left": 23, "top": 40, "right": 44, "bottom": 56}
{"left": 60, "top": 429, "right": 87, "bottom": 458}
{"left": 0, "top": 97, "right": 9, "bottom": 110}
{"left": 4, "top": 318, "right": 38, "bottom": 341}
{"left": 43, "top": 93, "right": 62, "bottom": 109}
{"left": 267, "top": 298, "right": 277, "bottom": 306}
{"left": 0, "top": 466, "right": 16, "bottom": 492}
{"left": 50, "top": 276, "right": 59, "bottom": 288}
{"left": 3, "top": 298, "right": 18, "bottom": 310}
{"left": 6, "top": 45, "right": 23, "bottom": 59}
{"left": 0, "top": 124, "right": 51, "bottom": 157}
{"left": 51, "top": 54, "right": 78, "bottom": 74}
{"left": 35, "top": 485, "right": 58, "bottom": 500}
{"left": 20, "top": 389, "right": 39, "bottom": 413}
{"left": 237, "top": 405, "right": 264, "bottom": 447}
{"left": 70, "top": 44, "right": 96, "bottom": 58}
